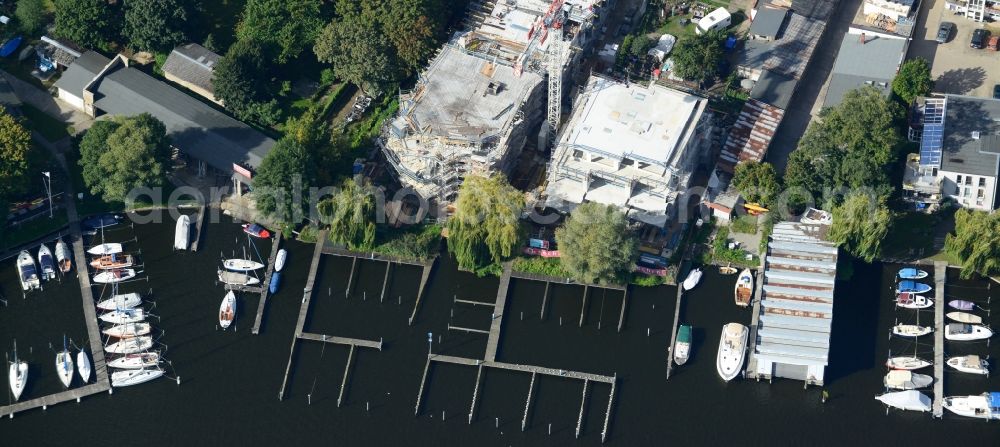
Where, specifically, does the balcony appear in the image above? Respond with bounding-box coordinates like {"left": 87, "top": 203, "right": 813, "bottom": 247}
{"left": 901, "top": 154, "right": 941, "bottom": 201}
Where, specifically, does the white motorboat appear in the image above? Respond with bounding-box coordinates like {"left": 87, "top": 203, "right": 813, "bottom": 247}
{"left": 174, "top": 215, "right": 190, "bottom": 250}
{"left": 223, "top": 258, "right": 265, "bottom": 272}
{"left": 77, "top": 349, "right": 92, "bottom": 383}
{"left": 673, "top": 324, "right": 692, "bottom": 366}
{"left": 947, "top": 312, "right": 983, "bottom": 324}
{"left": 16, "top": 250, "right": 40, "bottom": 291}
{"left": 892, "top": 324, "right": 932, "bottom": 338}
{"left": 103, "top": 322, "right": 152, "bottom": 338}
{"left": 93, "top": 268, "right": 137, "bottom": 284}
{"left": 111, "top": 368, "right": 164, "bottom": 387}
{"left": 87, "top": 243, "right": 123, "bottom": 256}
{"left": 99, "top": 308, "right": 146, "bottom": 324}
{"left": 108, "top": 352, "right": 160, "bottom": 369}
{"left": 883, "top": 370, "right": 933, "bottom": 390}
{"left": 716, "top": 322, "right": 748, "bottom": 381}
{"left": 275, "top": 249, "right": 287, "bottom": 272}
{"left": 96, "top": 292, "right": 142, "bottom": 311}
{"left": 55, "top": 342, "right": 74, "bottom": 388}
{"left": 895, "top": 293, "right": 932, "bottom": 310}
{"left": 876, "top": 390, "right": 932, "bottom": 412}
{"left": 682, "top": 268, "right": 702, "bottom": 291}
{"left": 886, "top": 356, "right": 932, "bottom": 370}
{"left": 945, "top": 323, "right": 993, "bottom": 341}
{"left": 217, "top": 270, "right": 260, "bottom": 286}
{"left": 943, "top": 393, "right": 1000, "bottom": 420}
{"left": 219, "top": 291, "right": 236, "bottom": 329}
{"left": 38, "top": 243, "right": 57, "bottom": 281}
{"left": 55, "top": 238, "right": 72, "bottom": 273}
{"left": 106, "top": 336, "right": 153, "bottom": 354}
{"left": 8, "top": 341, "right": 27, "bottom": 401}
{"left": 947, "top": 355, "right": 989, "bottom": 375}
{"left": 734, "top": 269, "right": 753, "bottom": 307}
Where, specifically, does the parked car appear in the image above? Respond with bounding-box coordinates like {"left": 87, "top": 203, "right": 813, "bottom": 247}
{"left": 993, "top": 84, "right": 1000, "bottom": 100}
{"left": 937, "top": 22, "right": 955, "bottom": 44}
{"left": 971, "top": 28, "right": 987, "bottom": 49}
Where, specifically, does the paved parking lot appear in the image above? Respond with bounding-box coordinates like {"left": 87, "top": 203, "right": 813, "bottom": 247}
{"left": 909, "top": 0, "right": 1000, "bottom": 99}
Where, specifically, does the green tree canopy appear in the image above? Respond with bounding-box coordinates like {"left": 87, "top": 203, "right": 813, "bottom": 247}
{"left": 318, "top": 177, "right": 377, "bottom": 250}
{"left": 784, "top": 86, "right": 904, "bottom": 199}
{"left": 945, "top": 209, "right": 1000, "bottom": 279}
{"left": 0, "top": 111, "right": 34, "bottom": 206}
{"left": 827, "top": 191, "right": 892, "bottom": 262}
{"left": 78, "top": 114, "right": 170, "bottom": 203}
{"left": 446, "top": 175, "right": 525, "bottom": 270}
{"left": 213, "top": 38, "right": 282, "bottom": 126}
{"left": 313, "top": 12, "right": 393, "bottom": 94}
{"left": 15, "top": 0, "right": 47, "bottom": 35}
{"left": 671, "top": 30, "right": 724, "bottom": 83}
{"left": 53, "top": 0, "right": 119, "bottom": 49}
{"left": 236, "top": 0, "right": 324, "bottom": 63}
{"left": 891, "top": 58, "right": 933, "bottom": 106}
{"left": 732, "top": 161, "right": 780, "bottom": 208}
{"left": 252, "top": 137, "right": 317, "bottom": 223}
{"left": 122, "top": 0, "right": 189, "bottom": 53}
{"left": 555, "top": 202, "right": 637, "bottom": 285}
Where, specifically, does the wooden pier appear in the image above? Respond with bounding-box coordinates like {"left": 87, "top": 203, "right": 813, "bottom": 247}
{"left": 251, "top": 231, "right": 282, "bottom": 334}
{"left": 408, "top": 257, "right": 436, "bottom": 325}
{"left": 299, "top": 332, "right": 383, "bottom": 350}
{"left": 744, "top": 264, "right": 766, "bottom": 380}
{"left": 616, "top": 288, "right": 629, "bottom": 332}
{"left": 932, "top": 261, "right": 946, "bottom": 418}
{"left": 319, "top": 247, "right": 436, "bottom": 325}
{"left": 189, "top": 204, "right": 206, "bottom": 252}
{"left": 484, "top": 262, "right": 513, "bottom": 362}
{"left": 279, "top": 230, "right": 327, "bottom": 400}
{"left": 664, "top": 262, "right": 688, "bottom": 380}
{"left": 1, "top": 196, "right": 111, "bottom": 417}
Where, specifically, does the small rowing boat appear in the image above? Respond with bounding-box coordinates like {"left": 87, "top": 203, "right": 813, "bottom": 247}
{"left": 718, "top": 265, "right": 737, "bottom": 275}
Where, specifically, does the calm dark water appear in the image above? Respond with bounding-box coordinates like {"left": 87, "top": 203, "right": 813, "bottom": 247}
{"left": 2, "top": 214, "right": 999, "bottom": 446}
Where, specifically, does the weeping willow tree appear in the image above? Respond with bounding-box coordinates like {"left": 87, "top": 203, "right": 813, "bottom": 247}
{"left": 946, "top": 209, "right": 1000, "bottom": 279}
{"left": 446, "top": 175, "right": 525, "bottom": 270}
{"left": 827, "top": 191, "right": 892, "bottom": 262}
{"left": 318, "top": 177, "right": 377, "bottom": 251}
{"left": 555, "top": 202, "right": 637, "bottom": 285}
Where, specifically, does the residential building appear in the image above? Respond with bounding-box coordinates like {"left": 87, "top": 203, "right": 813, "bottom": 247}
{"left": 379, "top": 0, "right": 608, "bottom": 205}
{"left": 750, "top": 219, "right": 838, "bottom": 386}
{"left": 162, "top": 43, "right": 222, "bottom": 106}
{"left": 904, "top": 95, "right": 1000, "bottom": 211}
{"left": 864, "top": 0, "right": 916, "bottom": 20}
{"left": 54, "top": 52, "right": 275, "bottom": 188}
{"left": 544, "top": 76, "right": 712, "bottom": 227}
{"left": 944, "top": 0, "right": 998, "bottom": 22}
{"left": 821, "top": 32, "right": 907, "bottom": 108}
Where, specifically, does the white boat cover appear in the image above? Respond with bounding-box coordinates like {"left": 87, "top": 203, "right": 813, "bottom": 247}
{"left": 876, "top": 390, "right": 931, "bottom": 412}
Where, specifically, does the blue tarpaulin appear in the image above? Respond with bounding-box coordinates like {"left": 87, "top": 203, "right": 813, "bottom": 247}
{"left": 0, "top": 36, "right": 22, "bottom": 57}
{"left": 989, "top": 392, "right": 1000, "bottom": 409}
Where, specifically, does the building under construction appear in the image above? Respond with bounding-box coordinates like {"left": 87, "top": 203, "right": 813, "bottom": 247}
{"left": 379, "top": 0, "right": 608, "bottom": 205}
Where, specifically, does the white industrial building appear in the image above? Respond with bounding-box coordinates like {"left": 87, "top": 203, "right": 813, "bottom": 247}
{"left": 379, "top": 0, "right": 607, "bottom": 204}
{"left": 543, "top": 76, "right": 712, "bottom": 227}
{"left": 751, "top": 219, "right": 838, "bottom": 386}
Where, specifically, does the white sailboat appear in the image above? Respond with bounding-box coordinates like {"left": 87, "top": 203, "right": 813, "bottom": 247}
{"left": 99, "top": 308, "right": 146, "bottom": 324}
{"left": 111, "top": 368, "right": 164, "bottom": 387}
{"left": 876, "top": 390, "right": 932, "bottom": 412}
{"left": 892, "top": 324, "right": 932, "bottom": 338}
{"left": 275, "top": 249, "right": 287, "bottom": 272}
{"left": 87, "top": 243, "right": 123, "bottom": 256}
{"left": 682, "top": 268, "right": 702, "bottom": 291}
{"left": 108, "top": 352, "right": 160, "bottom": 370}
{"left": 8, "top": 340, "right": 27, "bottom": 401}
{"left": 105, "top": 336, "right": 153, "bottom": 354}
{"left": 55, "top": 238, "right": 72, "bottom": 273}
{"left": 174, "top": 215, "right": 190, "bottom": 251}
{"left": 96, "top": 292, "right": 142, "bottom": 311}
{"left": 716, "top": 323, "right": 748, "bottom": 381}
{"left": 219, "top": 291, "right": 236, "bottom": 329}
{"left": 947, "top": 355, "right": 989, "bottom": 375}
{"left": 77, "top": 349, "right": 92, "bottom": 383}
{"left": 886, "top": 356, "right": 932, "bottom": 370}
{"left": 945, "top": 323, "right": 993, "bottom": 341}
{"left": 16, "top": 250, "right": 40, "bottom": 291}
{"left": 217, "top": 270, "right": 260, "bottom": 286}
{"left": 943, "top": 393, "right": 1000, "bottom": 420}
{"left": 38, "top": 243, "right": 57, "bottom": 281}
{"left": 55, "top": 336, "right": 74, "bottom": 388}
{"left": 93, "top": 268, "right": 137, "bottom": 284}
{"left": 103, "top": 322, "right": 152, "bottom": 338}
{"left": 223, "top": 258, "right": 265, "bottom": 272}
{"left": 883, "top": 370, "right": 933, "bottom": 390}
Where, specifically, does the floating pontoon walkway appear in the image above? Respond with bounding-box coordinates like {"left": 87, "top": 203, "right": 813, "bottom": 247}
{"left": 189, "top": 203, "right": 206, "bottom": 252}
{"left": 665, "top": 260, "right": 692, "bottom": 380}
{"left": 251, "top": 231, "right": 282, "bottom": 334}
{"left": 933, "top": 261, "right": 946, "bottom": 418}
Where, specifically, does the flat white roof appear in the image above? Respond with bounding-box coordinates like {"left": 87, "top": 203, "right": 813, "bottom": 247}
{"left": 562, "top": 76, "right": 703, "bottom": 166}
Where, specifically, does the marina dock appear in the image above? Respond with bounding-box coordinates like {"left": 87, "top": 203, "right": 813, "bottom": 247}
{"left": 932, "top": 261, "right": 946, "bottom": 418}
{"left": 664, "top": 260, "right": 690, "bottom": 380}
{"left": 508, "top": 269, "right": 629, "bottom": 332}
{"left": 251, "top": 231, "right": 282, "bottom": 334}
{"left": 744, "top": 263, "right": 766, "bottom": 381}
{"left": 279, "top": 230, "right": 327, "bottom": 400}
{"left": 484, "top": 262, "right": 513, "bottom": 362}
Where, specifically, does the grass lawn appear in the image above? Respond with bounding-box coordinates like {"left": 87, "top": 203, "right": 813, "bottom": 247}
{"left": 730, "top": 214, "right": 758, "bottom": 234}
{"left": 656, "top": 16, "right": 698, "bottom": 41}
{"left": 21, "top": 103, "right": 71, "bottom": 141}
